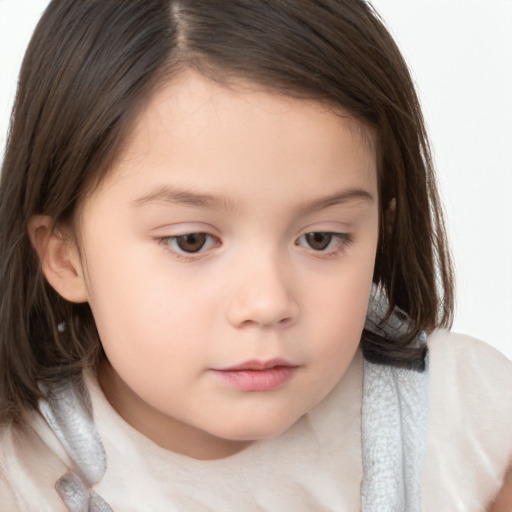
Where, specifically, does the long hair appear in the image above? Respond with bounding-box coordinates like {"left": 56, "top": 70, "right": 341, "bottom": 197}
{"left": 0, "top": 0, "right": 453, "bottom": 424}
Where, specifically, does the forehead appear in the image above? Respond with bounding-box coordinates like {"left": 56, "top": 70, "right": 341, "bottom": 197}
{"left": 91, "top": 70, "right": 377, "bottom": 209}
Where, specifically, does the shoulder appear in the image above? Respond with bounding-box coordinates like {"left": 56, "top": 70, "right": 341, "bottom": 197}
{"left": 427, "top": 328, "right": 512, "bottom": 375}
{"left": 423, "top": 329, "right": 512, "bottom": 509}
{"left": 0, "top": 413, "right": 69, "bottom": 511}
{"left": 427, "top": 329, "right": 512, "bottom": 415}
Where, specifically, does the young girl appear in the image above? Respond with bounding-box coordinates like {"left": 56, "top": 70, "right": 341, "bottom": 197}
{"left": 1, "top": 1, "right": 511, "bottom": 510}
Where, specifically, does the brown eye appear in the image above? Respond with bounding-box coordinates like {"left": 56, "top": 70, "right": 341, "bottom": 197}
{"left": 175, "top": 233, "right": 208, "bottom": 253}
{"left": 304, "top": 232, "right": 333, "bottom": 251}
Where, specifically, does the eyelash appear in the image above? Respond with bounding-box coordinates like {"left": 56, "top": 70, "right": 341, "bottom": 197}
{"left": 157, "top": 231, "right": 353, "bottom": 260}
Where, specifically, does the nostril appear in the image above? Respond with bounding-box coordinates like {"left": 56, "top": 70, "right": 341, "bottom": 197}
{"left": 227, "top": 297, "right": 299, "bottom": 329}
{"left": 238, "top": 315, "right": 293, "bottom": 329}
{"left": 277, "top": 316, "right": 294, "bottom": 326}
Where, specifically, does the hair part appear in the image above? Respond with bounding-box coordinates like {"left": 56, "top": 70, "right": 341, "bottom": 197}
{"left": 0, "top": 0, "right": 453, "bottom": 424}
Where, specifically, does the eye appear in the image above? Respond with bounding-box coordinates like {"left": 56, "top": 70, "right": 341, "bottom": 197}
{"left": 296, "top": 232, "right": 352, "bottom": 252}
{"left": 164, "top": 233, "right": 220, "bottom": 254}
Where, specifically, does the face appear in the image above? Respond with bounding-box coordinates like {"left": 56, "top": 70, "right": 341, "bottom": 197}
{"left": 75, "top": 71, "right": 379, "bottom": 459}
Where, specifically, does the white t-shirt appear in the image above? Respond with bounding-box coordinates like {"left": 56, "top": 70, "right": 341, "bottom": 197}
{"left": 1, "top": 330, "right": 511, "bottom": 511}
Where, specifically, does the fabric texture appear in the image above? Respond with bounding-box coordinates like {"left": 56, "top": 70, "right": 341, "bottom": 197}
{"left": 34, "top": 289, "right": 431, "bottom": 512}
{"left": 30, "top": 347, "right": 429, "bottom": 512}
{"left": 361, "top": 288, "right": 429, "bottom": 511}
{"left": 361, "top": 355, "right": 429, "bottom": 511}
{"left": 1, "top": 330, "right": 511, "bottom": 511}
{"left": 38, "top": 381, "right": 110, "bottom": 511}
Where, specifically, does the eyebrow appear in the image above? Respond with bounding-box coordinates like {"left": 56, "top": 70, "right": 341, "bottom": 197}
{"left": 131, "top": 185, "right": 237, "bottom": 211}
{"left": 131, "top": 185, "right": 374, "bottom": 213}
{"left": 295, "top": 188, "right": 374, "bottom": 215}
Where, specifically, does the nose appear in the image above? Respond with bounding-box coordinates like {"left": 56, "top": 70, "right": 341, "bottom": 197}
{"left": 226, "top": 252, "right": 299, "bottom": 329}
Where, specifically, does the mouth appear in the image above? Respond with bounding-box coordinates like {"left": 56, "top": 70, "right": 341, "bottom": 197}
{"left": 211, "top": 359, "right": 299, "bottom": 392}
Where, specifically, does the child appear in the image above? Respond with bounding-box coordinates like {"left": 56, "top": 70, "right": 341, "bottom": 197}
{"left": 1, "top": 0, "right": 511, "bottom": 510}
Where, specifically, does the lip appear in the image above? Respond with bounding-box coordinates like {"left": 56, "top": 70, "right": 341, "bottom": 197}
{"left": 211, "top": 359, "right": 299, "bottom": 392}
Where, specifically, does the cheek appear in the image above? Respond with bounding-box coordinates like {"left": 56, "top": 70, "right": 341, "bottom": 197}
{"left": 310, "top": 283, "right": 368, "bottom": 369}
{"left": 83, "top": 245, "right": 218, "bottom": 369}
{"left": 308, "top": 244, "right": 375, "bottom": 332}
{"left": 304, "top": 251, "right": 375, "bottom": 374}
{"left": 284, "top": 276, "right": 370, "bottom": 427}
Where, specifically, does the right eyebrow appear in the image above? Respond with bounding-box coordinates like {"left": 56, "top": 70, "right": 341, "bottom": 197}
{"left": 131, "top": 185, "right": 238, "bottom": 212}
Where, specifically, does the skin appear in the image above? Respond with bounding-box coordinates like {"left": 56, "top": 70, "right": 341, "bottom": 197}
{"left": 488, "top": 463, "right": 512, "bottom": 511}
{"left": 36, "top": 71, "right": 379, "bottom": 460}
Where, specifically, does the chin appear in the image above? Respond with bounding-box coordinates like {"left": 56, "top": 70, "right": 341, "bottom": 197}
{"left": 213, "top": 414, "right": 301, "bottom": 442}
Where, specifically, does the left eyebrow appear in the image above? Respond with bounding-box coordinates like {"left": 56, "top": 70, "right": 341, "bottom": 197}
{"left": 295, "top": 188, "right": 375, "bottom": 216}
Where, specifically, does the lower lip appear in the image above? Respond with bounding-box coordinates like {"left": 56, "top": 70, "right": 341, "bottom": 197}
{"left": 211, "top": 366, "right": 298, "bottom": 392}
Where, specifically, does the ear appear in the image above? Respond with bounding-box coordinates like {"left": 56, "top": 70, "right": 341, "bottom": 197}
{"left": 28, "top": 215, "right": 88, "bottom": 303}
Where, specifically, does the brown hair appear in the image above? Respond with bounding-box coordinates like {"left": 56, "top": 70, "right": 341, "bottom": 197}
{"left": 0, "top": 0, "right": 453, "bottom": 424}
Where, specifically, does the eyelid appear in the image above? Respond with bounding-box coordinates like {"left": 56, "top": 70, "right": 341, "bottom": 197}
{"left": 150, "top": 221, "right": 219, "bottom": 235}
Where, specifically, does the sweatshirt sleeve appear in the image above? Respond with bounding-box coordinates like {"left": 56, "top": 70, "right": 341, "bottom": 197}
{"left": 423, "top": 329, "right": 512, "bottom": 511}
{"left": 0, "top": 417, "right": 69, "bottom": 512}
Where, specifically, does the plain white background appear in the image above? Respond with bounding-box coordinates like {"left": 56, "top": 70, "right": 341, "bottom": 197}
{"left": 1, "top": 0, "right": 511, "bottom": 359}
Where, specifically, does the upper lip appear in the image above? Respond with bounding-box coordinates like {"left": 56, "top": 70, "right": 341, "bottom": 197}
{"left": 215, "top": 359, "right": 297, "bottom": 371}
